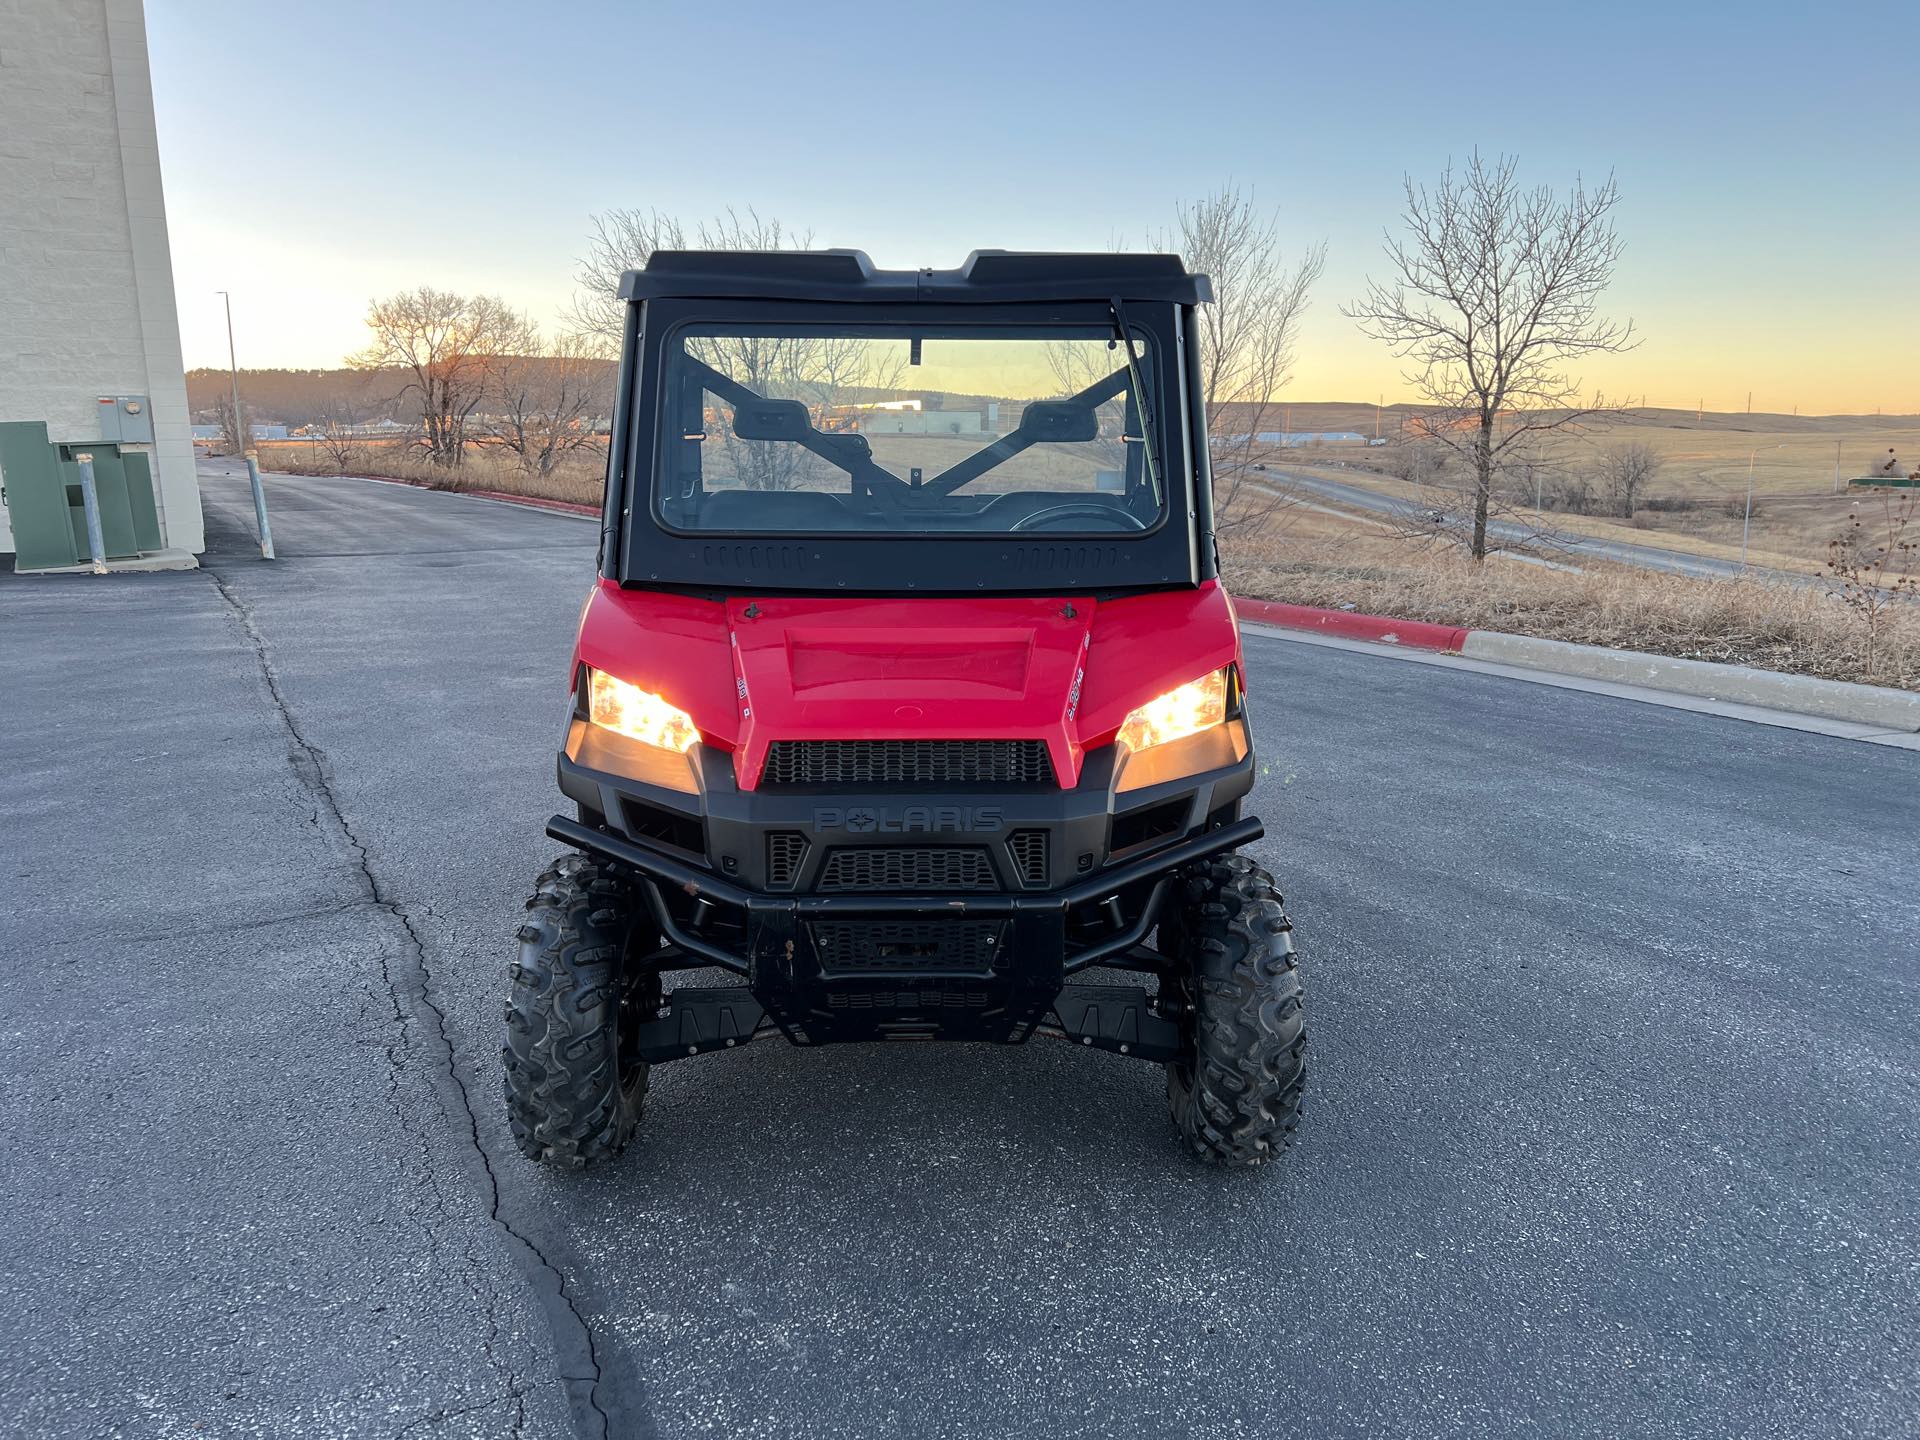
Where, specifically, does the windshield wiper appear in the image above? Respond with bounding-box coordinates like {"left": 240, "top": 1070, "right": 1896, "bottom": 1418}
{"left": 1109, "top": 296, "right": 1163, "bottom": 509}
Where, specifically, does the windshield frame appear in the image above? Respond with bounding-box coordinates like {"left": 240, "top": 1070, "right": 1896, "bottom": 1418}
{"left": 649, "top": 315, "right": 1169, "bottom": 541}
{"left": 610, "top": 297, "right": 1202, "bottom": 596}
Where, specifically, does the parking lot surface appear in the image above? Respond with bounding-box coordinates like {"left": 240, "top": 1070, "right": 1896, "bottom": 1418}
{"left": 2, "top": 462, "right": 1915, "bottom": 1438}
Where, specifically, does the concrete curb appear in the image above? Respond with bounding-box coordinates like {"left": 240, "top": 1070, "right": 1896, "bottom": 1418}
{"left": 1244, "top": 599, "right": 1920, "bottom": 734}
{"left": 1458, "top": 631, "right": 1920, "bottom": 733}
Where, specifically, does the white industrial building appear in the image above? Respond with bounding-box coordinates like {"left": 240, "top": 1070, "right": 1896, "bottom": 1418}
{"left": 0, "top": 0, "right": 201, "bottom": 569}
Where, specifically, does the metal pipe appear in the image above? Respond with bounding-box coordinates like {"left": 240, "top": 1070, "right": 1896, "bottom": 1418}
{"left": 74, "top": 452, "right": 108, "bottom": 575}
{"left": 218, "top": 290, "right": 244, "bottom": 455}
{"left": 635, "top": 877, "right": 749, "bottom": 975}
{"left": 244, "top": 451, "right": 275, "bottom": 559}
{"left": 1063, "top": 879, "right": 1170, "bottom": 975}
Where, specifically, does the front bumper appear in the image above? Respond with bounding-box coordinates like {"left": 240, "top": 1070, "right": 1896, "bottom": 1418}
{"left": 549, "top": 809, "right": 1262, "bottom": 1061}
{"left": 549, "top": 732, "right": 1260, "bottom": 1062}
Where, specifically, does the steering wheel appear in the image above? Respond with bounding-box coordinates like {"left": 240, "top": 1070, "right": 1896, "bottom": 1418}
{"left": 1009, "top": 503, "right": 1150, "bottom": 534}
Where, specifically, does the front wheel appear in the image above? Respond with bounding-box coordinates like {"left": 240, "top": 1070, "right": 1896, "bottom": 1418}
{"left": 1162, "top": 854, "right": 1305, "bottom": 1165}
{"left": 502, "top": 855, "right": 656, "bottom": 1168}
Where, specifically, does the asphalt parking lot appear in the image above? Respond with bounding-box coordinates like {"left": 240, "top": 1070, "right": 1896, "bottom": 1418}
{"left": 2, "top": 461, "right": 1916, "bottom": 1439}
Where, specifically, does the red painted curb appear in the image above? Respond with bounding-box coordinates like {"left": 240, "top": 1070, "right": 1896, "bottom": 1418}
{"left": 1233, "top": 598, "right": 1469, "bottom": 654}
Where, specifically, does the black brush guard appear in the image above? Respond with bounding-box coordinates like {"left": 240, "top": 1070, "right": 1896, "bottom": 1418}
{"left": 547, "top": 812, "right": 1263, "bottom": 1066}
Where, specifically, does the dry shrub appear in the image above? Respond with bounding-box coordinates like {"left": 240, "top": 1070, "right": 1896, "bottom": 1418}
{"left": 268, "top": 445, "right": 604, "bottom": 507}
{"left": 1224, "top": 530, "right": 1920, "bottom": 690}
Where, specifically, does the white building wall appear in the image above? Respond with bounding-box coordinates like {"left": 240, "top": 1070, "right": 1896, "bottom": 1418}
{"left": 0, "top": 0, "right": 201, "bottom": 555}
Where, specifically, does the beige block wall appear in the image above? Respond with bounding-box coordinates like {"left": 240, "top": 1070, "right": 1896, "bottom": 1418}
{"left": 0, "top": 0, "right": 201, "bottom": 554}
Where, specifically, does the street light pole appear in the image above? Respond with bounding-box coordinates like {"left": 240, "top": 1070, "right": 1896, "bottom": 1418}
{"left": 1742, "top": 450, "right": 1756, "bottom": 569}
{"left": 217, "top": 290, "right": 243, "bottom": 456}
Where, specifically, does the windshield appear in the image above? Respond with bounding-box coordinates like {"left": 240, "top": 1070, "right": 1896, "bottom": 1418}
{"left": 654, "top": 322, "right": 1165, "bottom": 536}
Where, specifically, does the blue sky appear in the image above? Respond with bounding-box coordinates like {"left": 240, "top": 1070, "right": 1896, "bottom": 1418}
{"left": 149, "top": 0, "right": 1918, "bottom": 412}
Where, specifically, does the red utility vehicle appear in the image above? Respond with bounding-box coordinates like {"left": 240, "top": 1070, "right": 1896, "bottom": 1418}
{"left": 505, "top": 250, "right": 1304, "bottom": 1166}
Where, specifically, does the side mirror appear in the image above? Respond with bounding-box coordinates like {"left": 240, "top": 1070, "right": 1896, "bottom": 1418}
{"left": 1016, "top": 400, "right": 1099, "bottom": 444}
{"left": 730, "top": 398, "right": 812, "bottom": 441}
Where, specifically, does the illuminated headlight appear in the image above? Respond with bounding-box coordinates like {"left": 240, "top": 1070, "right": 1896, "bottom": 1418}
{"left": 1116, "top": 669, "right": 1229, "bottom": 754}
{"left": 587, "top": 669, "right": 699, "bottom": 753}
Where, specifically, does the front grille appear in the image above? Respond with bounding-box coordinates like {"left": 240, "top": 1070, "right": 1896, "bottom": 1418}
{"left": 810, "top": 920, "right": 1006, "bottom": 974}
{"left": 761, "top": 739, "right": 1054, "bottom": 788}
{"left": 766, "top": 831, "right": 808, "bottom": 889}
{"left": 1006, "top": 830, "right": 1049, "bottom": 888}
{"left": 818, "top": 847, "right": 995, "bottom": 893}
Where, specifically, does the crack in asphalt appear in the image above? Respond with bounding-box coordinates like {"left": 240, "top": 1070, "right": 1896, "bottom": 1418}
{"left": 209, "top": 569, "right": 617, "bottom": 1440}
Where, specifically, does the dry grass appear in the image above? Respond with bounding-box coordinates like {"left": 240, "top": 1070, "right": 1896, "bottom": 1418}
{"left": 263, "top": 441, "right": 605, "bottom": 507}
{"left": 1225, "top": 512, "right": 1920, "bottom": 692}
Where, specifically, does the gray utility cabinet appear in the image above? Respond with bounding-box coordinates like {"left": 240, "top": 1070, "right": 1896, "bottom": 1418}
{"left": 0, "top": 419, "right": 163, "bottom": 571}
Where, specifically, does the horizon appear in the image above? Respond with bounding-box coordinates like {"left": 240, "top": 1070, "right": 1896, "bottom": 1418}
{"left": 177, "top": 362, "right": 1920, "bottom": 426}
{"left": 148, "top": 0, "right": 1918, "bottom": 414}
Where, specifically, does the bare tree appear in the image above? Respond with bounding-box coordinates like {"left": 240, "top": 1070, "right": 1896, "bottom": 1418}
{"left": 1827, "top": 490, "right": 1918, "bottom": 683}
{"left": 312, "top": 400, "right": 363, "bottom": 474}
{"left": 1162, "top": 188, "right": 1325, "bottom": 533}
{"left": 569, "top": 208, "right": 875, "bottom": 490}
{"left": 1382, "top": 435, "right": 1450, "bottom": 487}
{"left": 208, "top": 393, "right": 251, "bottom": 455}
{"left": 1346, "top": 153, "right": 1636, "bottom": 559}
{"left": 1594, "top": 440, "right": 1660, "bottom": 518}
{"left": 351, "top": 288, "right": 532, "bottom": 468}
{"left": 483, "top": 331, "right": 612, "bottom": 477}
{"left": 570, "top": 207, "right": 807, "bottom": 348}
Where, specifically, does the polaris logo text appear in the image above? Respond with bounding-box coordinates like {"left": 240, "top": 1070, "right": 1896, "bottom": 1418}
{"left": 812, "top": 806, "right": 1005, "bottom": 835}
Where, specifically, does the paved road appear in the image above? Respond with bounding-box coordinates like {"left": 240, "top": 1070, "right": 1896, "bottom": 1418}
{"left": 1275, "top": 469, "right": 1817, "bottom": 583}
{"left": 2, "top": 460, "right": 1915, "bottom": 1438}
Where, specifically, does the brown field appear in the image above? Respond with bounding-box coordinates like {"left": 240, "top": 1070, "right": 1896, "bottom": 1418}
{"left": 1273, "top": 409, "right": 1920, "bottom": 573}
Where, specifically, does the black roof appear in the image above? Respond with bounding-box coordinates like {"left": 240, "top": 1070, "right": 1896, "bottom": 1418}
{"left": 616, "top": 249, "right": 1212, "bottom": 305}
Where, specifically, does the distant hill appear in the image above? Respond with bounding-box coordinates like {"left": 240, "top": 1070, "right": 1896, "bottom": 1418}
{"left": 188, "top": 369, "right": 1920, "bottom": 437}
{"left": 185, "top": 361, "right": 618, "bottom": 427}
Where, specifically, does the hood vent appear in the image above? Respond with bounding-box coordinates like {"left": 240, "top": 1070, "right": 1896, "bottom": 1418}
{"left": 762, "top": 739, "right": 1053, "bottom": 787}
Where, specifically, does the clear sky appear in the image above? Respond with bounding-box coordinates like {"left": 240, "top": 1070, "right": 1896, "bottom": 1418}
{"left": 148, "top": 0, "right": 1918, "bottom": 414}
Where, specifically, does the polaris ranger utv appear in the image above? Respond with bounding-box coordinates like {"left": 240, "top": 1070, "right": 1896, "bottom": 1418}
{"left": 505, "top": 249, "right": 1303, "bottom": 1166}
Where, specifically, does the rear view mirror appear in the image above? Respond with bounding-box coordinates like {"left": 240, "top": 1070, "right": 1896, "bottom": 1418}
{"left": 731, "top": 398, "right": 812, "bottom": 441}
{"left": 1016, "top": 401, "right": 1099, "bottom": 444}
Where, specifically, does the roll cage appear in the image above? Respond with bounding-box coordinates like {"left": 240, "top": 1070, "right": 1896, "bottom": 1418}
{"left": 598, "top": 250, "right": 1219, "bottom": 597}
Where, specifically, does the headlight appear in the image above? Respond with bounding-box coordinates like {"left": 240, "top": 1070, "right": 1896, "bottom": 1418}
{"left": 1112, "top": 668, "right": 1245, "bottom": 792}
{"left": 588, "top": 669, "right": 699, "bottom": 752}
{"left": 1116, "top": 669, "right": 1229, "bottom": 753}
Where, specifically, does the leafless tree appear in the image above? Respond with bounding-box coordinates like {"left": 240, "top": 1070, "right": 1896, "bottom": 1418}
{"left": 1382, "top": 436, "right": 1450, "bottom": 487}
{"left": 1346, "top": 152, "right": 1637, "bottom": 559}
{"left": 209, "top": 393, "right": 251, "bottom": 455}
{"left": 1594, "top": 440, "right": 1660, "bottom": 518}
{"left": 1161, "top": 188, "right": 1325, "bottom": 533}
{"left": 1827, "top": 490, "right": 1918, "bottom": 683}
{"left": 570, "top": 208, "right": 897, "bottom": 490}
{"left": 350, "top": 288, "right": 532, "bottom": 467}
{"left": 483, "top": 331, "right": 612, "bottom": 477}
{"left": 570, "top": 207, "right": 808, "bottom": 349}
{"left": 312, "top": 400, "right": 362, "bottom": 474}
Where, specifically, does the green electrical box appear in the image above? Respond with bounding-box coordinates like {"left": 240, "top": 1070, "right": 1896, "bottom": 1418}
{"left": 0, "top": 420, "right": 164, "bottom": 571}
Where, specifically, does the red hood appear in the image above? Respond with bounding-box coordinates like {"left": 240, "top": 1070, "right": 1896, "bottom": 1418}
{"left": 573, "top": 580, "right": 1243, "bottom": 789}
